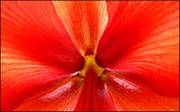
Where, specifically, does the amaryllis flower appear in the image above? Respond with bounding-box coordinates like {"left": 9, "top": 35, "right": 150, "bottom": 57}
{"left": 1, "top": 1, "right": 179, "bottom": 111}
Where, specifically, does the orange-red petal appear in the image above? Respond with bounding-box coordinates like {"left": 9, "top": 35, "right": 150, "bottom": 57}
{"left": 102, "top": 71, "right": 179, "bottom": 111}
{"left": 1, "top": 47, "right": 73, "bottom": 110}
{"left": 1, "top": 1, "right": 84, "bottom": 110}
{"left": 96, "top": 1, "right": 179, "bottom": 96}
{"left": 52, "top": 1, "right": 108, "bottom": 55}
{"left": 1, "top": 1, "right": 84, "bottom": 72}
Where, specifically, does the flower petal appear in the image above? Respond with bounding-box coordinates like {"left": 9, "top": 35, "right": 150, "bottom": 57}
{"left": 1, "top": 1, "right": 84, "bottom": 72}
{"left": 102, "top": 71, "right": 179, "bottom": 111}
{"left": 1, "top": 47, "right": 73, "bottom": 111}
{"left": 1, "top": 1, "right": 84, "bottom": 110}
{"left": 14, "top": 75, "right": 83, "bottom": 111}
{"left": 52, "top": 1, "right": 108, "bottom": 55}
{"left": 96, "top": 1, "right": 179, "bottom": 96}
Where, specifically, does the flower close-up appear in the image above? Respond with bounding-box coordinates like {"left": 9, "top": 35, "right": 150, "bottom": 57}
{"left": 1, "top": 1, "right": 179, "bottom": 111}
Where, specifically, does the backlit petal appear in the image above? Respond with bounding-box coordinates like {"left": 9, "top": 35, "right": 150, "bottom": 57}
{"left": 102, "top": 70, "right": 179, "bottom": 111}
{"left": 1, "top": 47, "right": 73, "bottom": 110}
{"left": 96, "top": 1, "right": 179, "bottom": 96}
{"left": 53, "top": 1, "right": 108, "bottom": 55}
{"left": 1, "top": 1, "right": 84, "bottom": 72}
{"left": 1, "top": 1, "right": 84, "bottom": 110}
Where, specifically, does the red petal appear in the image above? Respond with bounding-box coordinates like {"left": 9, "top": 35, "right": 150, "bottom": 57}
{"left": 96, "top": 1, "right": 179, "bottom": 96}
{"left": 102, "top": 71, "right": 179, "bottom": 111}
{"left": 75, "top": 66, "right": 116, "bottom": 111}
{"left": 52, "top": 1, "right": 108, "bottom": 55}
{"left": 1, "top": 1, "right": 84, "bottom": 72}
{"left": 14, "top": 76, "right": 83, "bottom": 111}
{"left": 1, "top": 1, "right": 84, "bottom": 110}
{"left": 1, "top": 47, "right": 73, "bottom": 110}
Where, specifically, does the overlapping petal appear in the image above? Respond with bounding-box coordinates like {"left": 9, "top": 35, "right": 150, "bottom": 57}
{"left": 1, "top": 1, "right": 84, "bottom": 72}
{"left": 52, "top": 1, "right": 108, "bottom": 55}
{"left": 102, "top": 70, "right": 179, "bottom": 111}
{"left": 1, "top": 1, "right": 84, "bottom": 110}
{"left": 96, "top": 1, "right": 179, "bottom": 96}
{"left": 1, "top": 1, "right": 179, "bottom": 111}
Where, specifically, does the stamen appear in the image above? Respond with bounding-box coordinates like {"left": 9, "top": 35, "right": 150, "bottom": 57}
{"left": 79, "top": 55, "right": 104, "bottom": 77}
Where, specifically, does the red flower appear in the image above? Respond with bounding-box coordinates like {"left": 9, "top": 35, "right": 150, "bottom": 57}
{"left": 1, "top": 1, "right": 179, "bottom": 111}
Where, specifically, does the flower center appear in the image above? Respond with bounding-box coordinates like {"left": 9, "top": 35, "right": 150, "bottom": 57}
{"left": 75, "top": 55, "right": 110, "bottom": 111}
{"left": 79, "top": 55, "right": 104, "bottom": 77}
